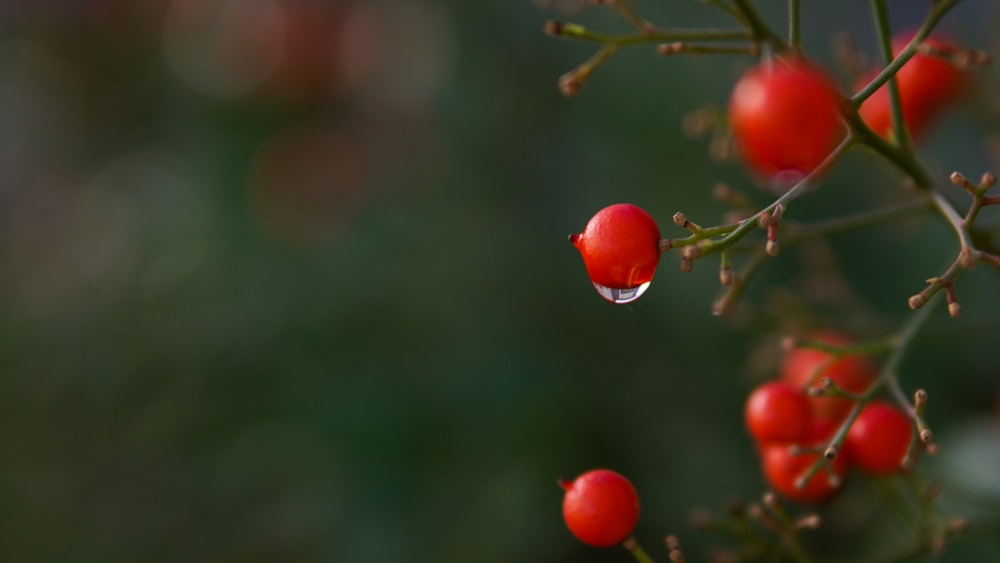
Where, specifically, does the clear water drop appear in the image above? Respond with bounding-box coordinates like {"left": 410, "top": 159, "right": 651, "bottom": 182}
{"left": 592, "top": 281, "right": 651, "bottom": 304}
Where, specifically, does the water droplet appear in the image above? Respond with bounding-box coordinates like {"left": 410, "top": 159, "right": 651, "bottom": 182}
{"left": 592, "top": 281, "right": 651, "bottom": 304}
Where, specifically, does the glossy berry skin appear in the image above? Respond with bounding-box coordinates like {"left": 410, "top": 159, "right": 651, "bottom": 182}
{"left": 729, "top": 58, "right": 846, "bottom": 182}
{"left": 745, "top": 381, "right": 813, "bottom": 444}
{"left": 845, "top": 402, "right": 913, "bottom": 475}
{"left": 761, "top": 422, "right": 850, "bottom": 504}
{"left": 781, "top": 331, "right": 877, "bottom": 424}
{"left": 858, "top": 34, "right": 966, "bottom": 141}
{"left": 570, "top": 204, "right": 661, "bottom": 303}
{"left": 561, "top": 469, "right": 639, "bottom": 548}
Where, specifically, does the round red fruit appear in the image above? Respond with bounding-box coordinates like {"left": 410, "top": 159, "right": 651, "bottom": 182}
{"left": 570, "top": 204, "right": 661, "bottom": 304}
{"left": 858, "top": 33, "right": 967, "bottom": 141}
{"left": 729, "top": 57, "right": 846, "bottom": 183}
{"left": 561, "top": 469, "right": 640, "bottom": 548}
{"left": 744, "top": 381, "right": 813, "bottom": 444}
{"left": 845, "top": 402, "right": 913, "bottom": 475}
{"left": 781, "top": 331, "right": 878, "bottom": 424}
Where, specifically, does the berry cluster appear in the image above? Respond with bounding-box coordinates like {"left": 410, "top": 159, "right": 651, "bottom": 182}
{"left": 745, "top": 332, "right": 914, "bottom": 503}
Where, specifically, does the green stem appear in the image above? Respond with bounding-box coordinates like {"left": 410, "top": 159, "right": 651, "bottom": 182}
{"left": 871, "top": 298, "right": 937, "bottom": 396}
{"left": 703, "top": 0, "right": 747, "bottom": 23}
{"left": 848, "top": 111, "right": 931, "bottom": 188}
{"left": 852, "top": 0, "right": 962, "bottom": 105}
{"left": 930, "top": 190, "right": 974, "bottom": 252}
{"left": 787, "top": 0, "right": 801, "bottom": 51}
{"left": 782, "top": 197, "right": 931, "bottom": 246}
{"left": 870, "top": 0, "right": 914, "bottom": 154}
{"left": 712, "top": 196, "right": 929, "bottom": 316}
{"left": 710, "top": 135, "right": 856, "bottom": 254}
{"left": 557, "top": 24, "right": 751, "bottom": 46}
{"left": 803, "top": 302, "right": 937, "bottom": 470}
{"left": 733, "top": 0, "right": 789, "bottom": 51}
{"left": 606, "top": 0, "right": 653, "bottom": 33}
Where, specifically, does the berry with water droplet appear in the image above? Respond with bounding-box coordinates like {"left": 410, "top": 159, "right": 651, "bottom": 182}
{"left": 570, "top": 203, "right": 661, "bottom": 304}
{"left": 561, "top": 469, "right": 640, "bottom": 547}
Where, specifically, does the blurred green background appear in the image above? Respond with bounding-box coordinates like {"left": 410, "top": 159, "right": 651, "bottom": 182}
{"left": 1, "top": 1, "right": 999, "bottom": 562}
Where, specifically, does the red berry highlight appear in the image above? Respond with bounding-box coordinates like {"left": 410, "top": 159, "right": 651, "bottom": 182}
{"left": 561, "top": 469, "right": 640, "bottom": 548}
{"left": 745, "top": 381, "right": 813, "bottom": 444}
{"left": 571, "top": 203, "right": 661, "bottom": 304}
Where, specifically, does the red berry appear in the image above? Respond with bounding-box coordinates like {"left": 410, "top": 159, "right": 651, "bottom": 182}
{"left": 744, "top": 381, "right": 813, "bottom": 444}
{"left": 570, "top": 204, "right": 661, "bottom": 304}
{"left": 561, "top": 469, "right": 640, "bottom": 548}
{"left": 845, "top": 402, "right": 914, "bottom": 475}
{"left": 760, "top": 423, "right": 850, "bottom": 504}
{"left": 858, "top": 33, "right": 967, "bottom": 141}
{"left": 729, "top": 57, "right": 846, "bottom": 185}
{"left": 781, "top": 331, "right": 878, "bottom": 424}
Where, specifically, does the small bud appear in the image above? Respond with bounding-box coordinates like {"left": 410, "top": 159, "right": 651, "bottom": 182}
{"left": 658, "top": 239, "right": 672, "bottom": 253}
{"left": 658, "top": 42, "right": 685, "bottom": 56}
{"left": 757, "top": 211, "right": 771, "bottom": 228}
{"left": 682, "top": 245, "right": 700, "bottom": 260}
{"left": 708, "top": 136, "right": 732, "bottom": 162}
{"left": 908, "top": 294, "right": 926, "bottom": 309}
{"left": 719, "top": 266, "right": 733, "bottom": 286}
{"left": 682, "top": 107, "right": 716, "bottom": 138}
{"left": 712, "top": 183, "right": 734, "bottom": 202}
{"left": 825, "top": 471, "right": 842, "bottom": 488}
{"left": 765, "top": 239, "right": 779, "bottom": 257}
{"left": 901, "top": 452, "right": 916, "bottom": 471}
{"left": 680, "top": 257, "right": 693, "bottom": 272}
{"left": 947, "top": 517, "right": 969, "bottom": 534}
{"left": 926, "top": 442, "right": 941, "bottom": 455}
{"left": 915, "top": 388, "right": 928, "bottom": 407}
{"left": 981, "top": 171, "right": 997, "bottom": 190}
{"left": 557, "top": 73, "right": 582, "bottom": 97}
{"left": 920, "top": 428, "right": 934, "bottom": 443}
{"left": 824, "top": 445, "right": 839, "bottom": 461}
{"left": 796, "top": 514, "right": 822, "bottom": 530}
{"left": 950, "top": 171, "right": 968, "bottom": 187}
{"left": 673, "top": 212, "right": 689, "bottom": 227}
{"left": 820, "top": 376, "right": 834, "bottom": 389}
{"left": 666, "top": 535, "right": 681, "bottom": 551}
{"left": 780, "top": 336, "right": 796, "bottom": 352}
{"left": 543, "top": 20, "right": 563, "bottom": 36}
{"left": 948, "top": 302, "right": 962, "bottom": 317}
{"left": 746, "top": 503, "right": 767, "bottom": 522}
{"left": 762, "top": 491, "right": 778, "bottom": 509}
